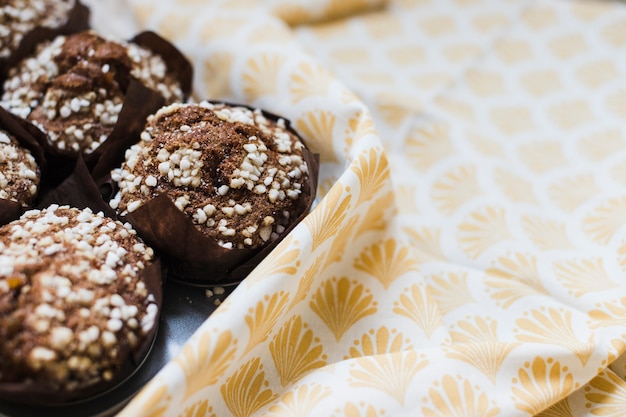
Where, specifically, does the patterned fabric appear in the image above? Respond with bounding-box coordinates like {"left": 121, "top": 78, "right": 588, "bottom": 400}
{"left": 102, "top": 0, "right": 626, "bottom": 415}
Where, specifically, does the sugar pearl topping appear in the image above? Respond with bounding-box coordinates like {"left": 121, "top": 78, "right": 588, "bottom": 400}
{"left": 1, "top": 31, "right": 183, "bottom": 154}
{"left": 0, "top": 205, "right": 158, "bottom": 390}
{"left": 0, "top": 129, "right": 39, "bottom": 206}
{"left": 111, "top": 101, "right": 309, "bottom": 249}
{"left": 0, "top": 0, "right": 74, "bottom": 59}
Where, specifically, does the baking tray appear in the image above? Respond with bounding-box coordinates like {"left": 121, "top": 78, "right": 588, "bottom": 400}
{"left": 0, "top": 279, "right": 234, "bottom": 417}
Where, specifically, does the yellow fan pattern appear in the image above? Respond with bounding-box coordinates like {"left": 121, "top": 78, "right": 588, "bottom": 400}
{"left": 114, "top": 0, "right": 626, "bottom": 415}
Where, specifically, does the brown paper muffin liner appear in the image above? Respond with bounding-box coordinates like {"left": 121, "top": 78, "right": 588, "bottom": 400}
{"left": 0, "top": 106, "right": 47, "bottom": 225}
{"left": 0, "top": 197, "right": 22, "bottom": 226}
{"left": 0, "top": 0, "right": 90, "bottom": 86}
{"left": 37, "top": 153, "right": 117, "bottom": 219}
{"left": 98, "top": 103, "right": 320, "bottom": 286}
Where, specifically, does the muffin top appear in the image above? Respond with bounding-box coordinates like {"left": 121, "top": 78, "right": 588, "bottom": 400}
{"left": 0, "top": 205, "right": 158, "bottom": 392}
{"left": 0, "top": 128, "right": 39, "bottom": 206}
{"left": 110, "top": 102, "right": 310, "bottom": 250}
{"left": 1, "top": 30, "right": 183, "bottom": 154}
{"left": 0, "top": 0, "right": 75, "bottom": 59}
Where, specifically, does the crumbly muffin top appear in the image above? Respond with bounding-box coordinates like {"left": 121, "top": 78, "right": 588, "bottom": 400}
{"left": 0, "top": 128, "right": 39, "bottom": 206}
{"left": 0, "top": 0, "right": 74, "bottom": 59}
{"left": 110, "top": 102, "right": 309, "bottom": 250}
{"left": 1, "top": 31, "right": 183, "bottom": 154}
{"left": 0, "top": 205, "right": 158, "bottom": 392}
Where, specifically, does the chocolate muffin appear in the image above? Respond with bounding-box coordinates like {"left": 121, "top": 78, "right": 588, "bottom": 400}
{"left": 0, "top": 0, "right": 75, "bottom": 60}
{"left": 1, "top": 30, "right": 184, "bottom": 154}
{"left": 110, "top": 101, "right": 311, "bottom": 250}
{"left": 0, "top": 128, "right": 39, "bottom": 206}
{"left": 0, "top": 205, "right": 160, "bottom": 399}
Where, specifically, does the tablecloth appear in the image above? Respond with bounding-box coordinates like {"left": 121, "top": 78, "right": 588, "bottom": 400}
{"left": 85, "top": 0, "right": 626, "bottom": 415}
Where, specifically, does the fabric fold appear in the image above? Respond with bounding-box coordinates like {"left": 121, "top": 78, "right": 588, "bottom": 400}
{"left": 107, "top": 0, "right": 626, "bottom": 415}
